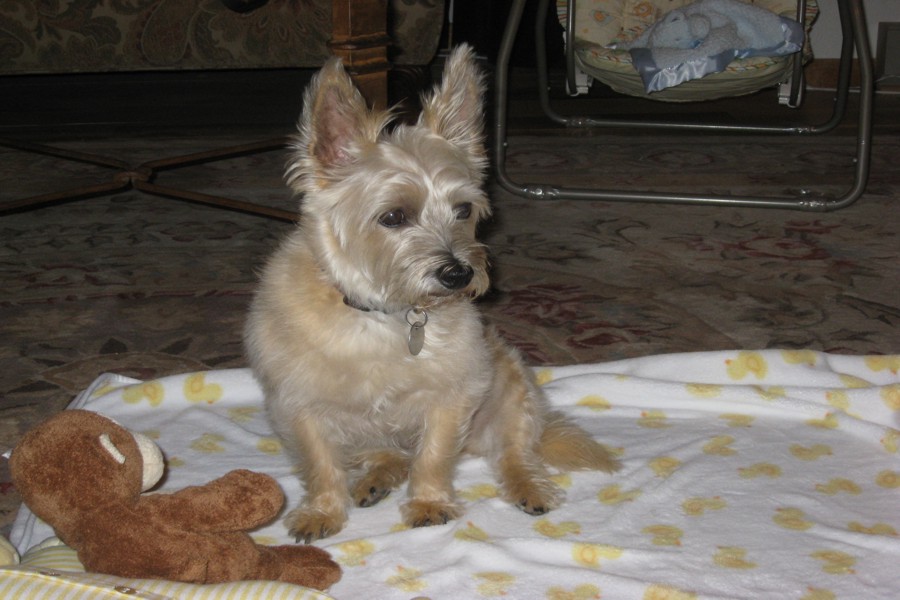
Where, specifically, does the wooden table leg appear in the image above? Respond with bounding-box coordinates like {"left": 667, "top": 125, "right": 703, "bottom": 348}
{"left": 329, "top": 0, "right": 391, "bottom": 110}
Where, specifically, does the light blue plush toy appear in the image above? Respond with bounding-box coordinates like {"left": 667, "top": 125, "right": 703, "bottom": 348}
{"left": 647, "top": 10, "right": 713, "bottom": 49}
{"left": 625, "top": 0, "right": 788, "bottom": 52}
{"left": 617, "top": 0, "right": 802, "bottom": 93}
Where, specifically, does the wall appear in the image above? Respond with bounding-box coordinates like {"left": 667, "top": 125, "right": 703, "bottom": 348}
{"left": 810, "top": 0, "right": 897, "bottom": 58}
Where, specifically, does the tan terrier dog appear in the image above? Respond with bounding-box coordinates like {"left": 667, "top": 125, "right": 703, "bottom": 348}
{"left": 244, "top": 45, "right": 620, "bottom": 543}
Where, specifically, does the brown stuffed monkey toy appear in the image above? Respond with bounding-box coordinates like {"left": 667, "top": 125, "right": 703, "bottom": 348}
{"left": 9, "top": 409, "right": 341, "bottom": 590}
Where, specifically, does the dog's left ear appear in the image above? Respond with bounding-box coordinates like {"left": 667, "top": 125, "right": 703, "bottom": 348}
{"left": 288, "top": 58, "right": 389, "bottom": 192}
{"left": 419, "top": 44, "right": 487, "bottom": 175}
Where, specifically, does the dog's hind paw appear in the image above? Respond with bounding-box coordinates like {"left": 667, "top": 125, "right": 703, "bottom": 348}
{"left": 351, "top": 450, "right": 410, "bottom": 508}
{"left": 355, "top": 484, "right": 391, "bottom": 507}
{"left": 402, "top": 499, "right": 462, "bottom": 528}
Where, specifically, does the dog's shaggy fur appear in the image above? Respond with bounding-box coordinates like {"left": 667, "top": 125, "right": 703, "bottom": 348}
{"left": 244, "top": 46, "right": 620, "bottom": 542}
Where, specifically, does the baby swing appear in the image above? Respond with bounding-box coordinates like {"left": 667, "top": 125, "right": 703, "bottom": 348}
{"left": 493, "top": 0, "right": 874, "bottom": 211}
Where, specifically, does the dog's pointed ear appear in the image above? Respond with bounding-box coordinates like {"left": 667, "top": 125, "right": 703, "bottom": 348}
{"left": 288, "top": 59, "right": 385, "bottom": 190}
{"left": 419, "top": 45, "right": 487, "bottom": 173}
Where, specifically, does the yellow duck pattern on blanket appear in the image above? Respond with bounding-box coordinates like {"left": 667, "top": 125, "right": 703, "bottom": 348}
{"left": 8, "top": 350, "right": 900, "bottom": 599}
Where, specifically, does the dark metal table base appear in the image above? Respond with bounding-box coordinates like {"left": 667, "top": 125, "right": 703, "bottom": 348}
{"left": 0, "top": 136, "right": 296, "bottom": 222}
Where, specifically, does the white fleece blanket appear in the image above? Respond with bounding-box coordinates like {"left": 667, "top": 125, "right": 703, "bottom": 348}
{"left": 11, "top": 350, "right": 900, "bottom": 599}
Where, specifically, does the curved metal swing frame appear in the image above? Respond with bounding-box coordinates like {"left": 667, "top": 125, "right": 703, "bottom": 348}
{"left": 493, "top": 0, "right": 874, "bottom": 211}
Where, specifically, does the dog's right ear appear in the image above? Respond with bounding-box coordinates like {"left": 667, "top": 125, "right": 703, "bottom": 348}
{"left": 287, "top": 59, "right": 387, "bottom": 190}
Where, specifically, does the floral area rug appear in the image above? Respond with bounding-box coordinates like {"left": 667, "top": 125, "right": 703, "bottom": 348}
{"left": 1, "top": 127, "right": 898, "bottom": 536}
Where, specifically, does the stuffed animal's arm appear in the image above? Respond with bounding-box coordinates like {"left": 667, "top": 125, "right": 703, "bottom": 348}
{"left": 141, "top": 469, "right": 284, "bottom": 533}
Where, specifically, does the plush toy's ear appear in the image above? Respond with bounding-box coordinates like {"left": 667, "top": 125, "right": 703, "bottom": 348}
{"left": 688, "top": 15, "right": 711, "bottom": 44}
{"left": 650, "top": 9, "right": 696, "bottom": 48}
{"left": 99, "top": 432, "right": 126, "bottom": 463}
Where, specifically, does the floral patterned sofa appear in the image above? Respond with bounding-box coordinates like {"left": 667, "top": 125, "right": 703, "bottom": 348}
{"left": 0, "top": 0, "right": 445, "bottom": 106}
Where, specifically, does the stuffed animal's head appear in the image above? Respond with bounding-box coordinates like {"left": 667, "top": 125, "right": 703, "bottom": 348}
{"left": 649, "top": 10, "right": 711, "bottom": 49}
{"left": 9, "top": 410, "right": 165, "bottom": 534}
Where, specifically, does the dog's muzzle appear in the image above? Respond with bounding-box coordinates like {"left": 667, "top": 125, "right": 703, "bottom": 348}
{"left": 436, "top": 261, "right": 474, "bottom": 290}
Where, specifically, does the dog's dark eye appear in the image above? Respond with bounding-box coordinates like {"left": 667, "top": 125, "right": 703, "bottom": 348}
{"left": 454, "top": 203, "right": 472, "bottom": 220}
{"left": 378, "top": 209, "right": 407, "bottom": 228}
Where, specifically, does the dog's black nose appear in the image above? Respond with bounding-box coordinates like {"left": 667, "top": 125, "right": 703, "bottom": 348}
{"left": 437, "top": 261, "right": 474, "bottom": 290}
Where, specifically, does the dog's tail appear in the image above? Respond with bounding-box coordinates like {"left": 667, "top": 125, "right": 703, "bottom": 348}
{"left": 538, "top": 413, "right": 622, "bottom": 474}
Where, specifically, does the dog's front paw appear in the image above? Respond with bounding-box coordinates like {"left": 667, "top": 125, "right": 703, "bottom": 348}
{"left": 402, "top": 499, "right": 462, "bottom": 528}
{"left": 505, "top": 478, "right": 564, "bottom": 516}
{"left": 286, "top": 507, "right": 347, "bottom": 543}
